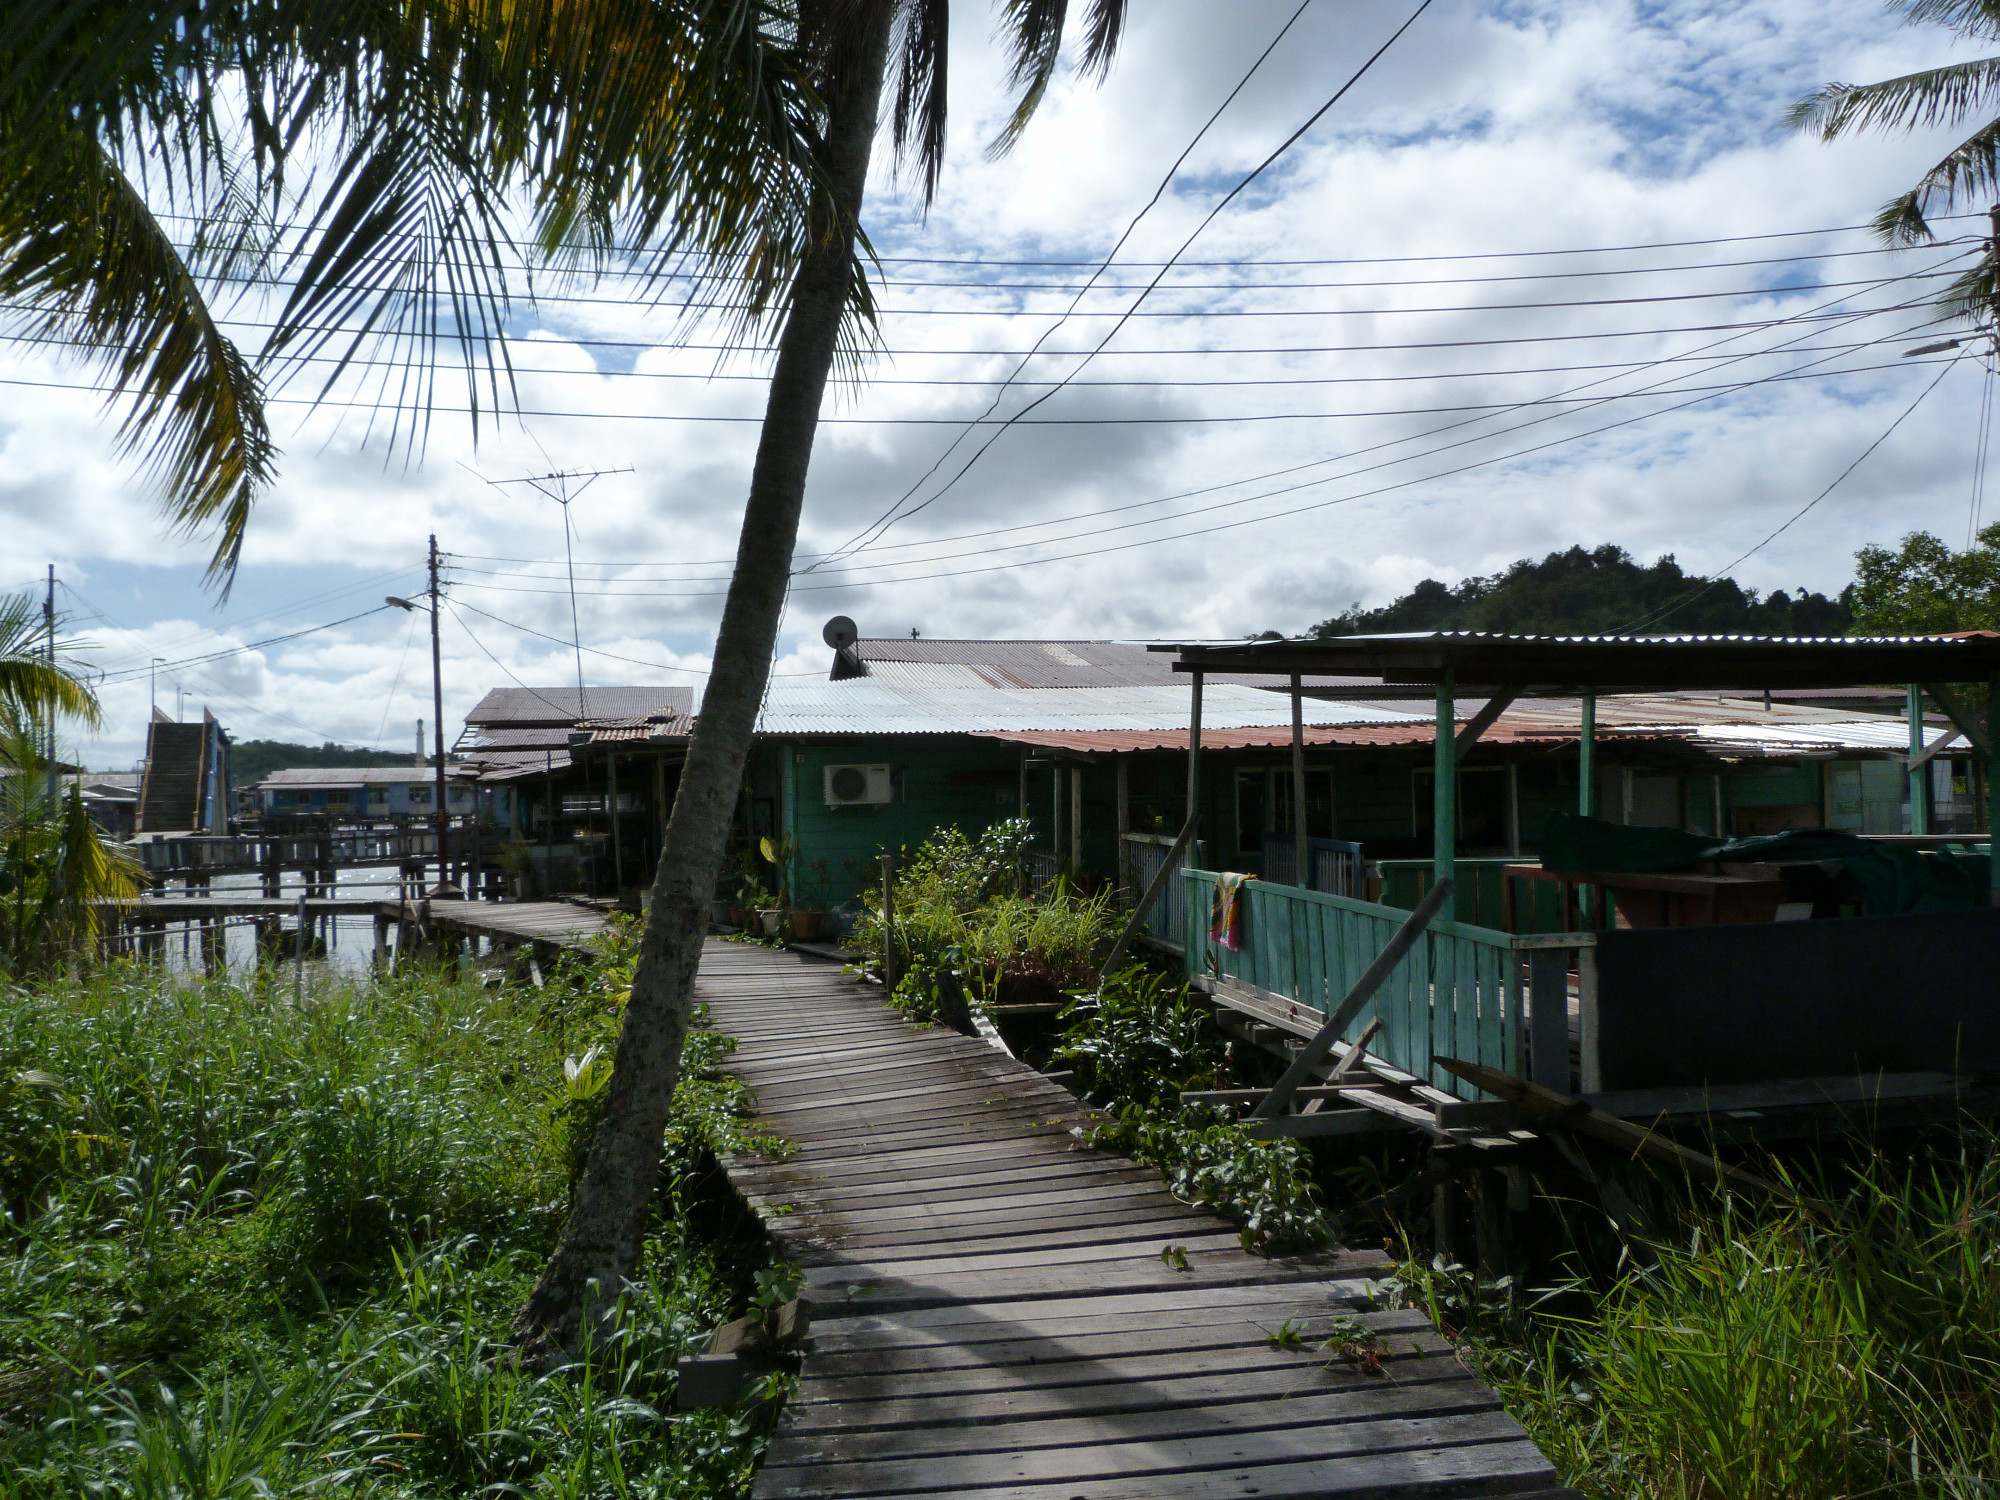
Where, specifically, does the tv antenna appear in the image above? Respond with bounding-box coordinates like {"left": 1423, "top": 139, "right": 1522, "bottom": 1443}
{"left": 474, "top": 464, "right": 631, "bottom": 720}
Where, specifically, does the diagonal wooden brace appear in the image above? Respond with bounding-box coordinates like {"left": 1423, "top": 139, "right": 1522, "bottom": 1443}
{"left": 1248, "top": 879, "right": 1455, "bottom": 1120}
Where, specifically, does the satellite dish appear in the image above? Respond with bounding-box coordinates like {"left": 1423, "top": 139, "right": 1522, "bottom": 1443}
{"left": 823, "top": 615, "right": 859, "bottom": 652}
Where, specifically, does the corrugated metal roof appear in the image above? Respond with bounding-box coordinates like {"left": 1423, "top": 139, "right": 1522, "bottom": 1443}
{"left": 456, "top": 725, "right": 576, "bottom": 752}
{"left": 848, "top": 638, "right": 1396, "bottom": 694}
{"left": 258, "top": 766, "right": 431, "bottom": 788}
{"left": 464, "top": 685, "right": 694, "bottom": 726}
{"left": 753, "top": 680, "right": 1422, "bottom": 736}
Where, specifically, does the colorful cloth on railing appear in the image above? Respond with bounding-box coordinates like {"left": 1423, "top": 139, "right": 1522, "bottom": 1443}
{"left": 1210, "top": 872, "right": 1253, "bottom": 950}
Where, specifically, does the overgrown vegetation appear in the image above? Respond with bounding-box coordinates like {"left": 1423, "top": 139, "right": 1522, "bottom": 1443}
{"left": 854, "top": 820, "right": 1117, "bottom": 1022}
{"left": 0, "top": 705, "right": 140, "bottom": 979}
{"left": 0, "top": 938, "right": 791, "bottom": 1498}
{"left": 1394, "top": 1131, "right": 2000, "bottom": 1499}
{"left": 1054, "top": 967, "right": 1331, "bottom": 1254}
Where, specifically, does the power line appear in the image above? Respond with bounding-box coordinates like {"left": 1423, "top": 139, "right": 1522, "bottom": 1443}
{"left": 815, "top": 0, "right": 1441, "bottom": 570}
{"left": 1621, "top": 360, "right": 1962, "bottom": 632}
{"left": 0, "top": 299, "right": 1944, "bottom": 358}
{"left": 131, "top": 203, "right": 1986, "bottom": 263}
{"left": 442, "top": 305, "right": 1955, "bottom": 590}
{"left": 95, "top": 604, "right": 397, "bottom": 683}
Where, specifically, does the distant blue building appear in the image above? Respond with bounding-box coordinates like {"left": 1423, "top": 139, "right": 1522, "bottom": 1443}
{"left": 254, "top": 766, "right": 510, "bottom": 825}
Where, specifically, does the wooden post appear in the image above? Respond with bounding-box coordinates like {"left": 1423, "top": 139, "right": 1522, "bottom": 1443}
{"left": 1578, "top": 943, "right": 1602, "bottom": 1091}
{"left": 607, "top": 751, "right": 624, "bottom": 892}
{"left": 1017, "top": 749, "right": 1028, "bottom": 823}
{"left": 1908, "top": 685, "right": 1929, "bottom": 835}
{"left": 1069, "top": 761, "right": 1083, "bottom": 876}
{"left": 1505, "top": 761, "right": 1521, "bottom": 856}
{"left": 1989, "top": 672, "right": 1999, "bottom": 907}
{"left": 1185, "top": 669, "right": 1204, "bottom": 833}
{"left": 653, "top": 753, "right": 668, "bottom": 872}
{"left": 1528, "top": 947, "right": 1569, "bottom": 1093}
{"left": 1290, "top": 674, "right": 1308, "bottom": 890}
{"left": 1432, "top": 669, "right": 1457, "bottom": 923}
{"left": 1115, "top": 756, "right": 1131, "bottom": 896}
{"left": 1578, "top": 689, "right": 1597, "bottom": 926}
{"left": 880, "top": 853, "right": 898, "bottom": 988}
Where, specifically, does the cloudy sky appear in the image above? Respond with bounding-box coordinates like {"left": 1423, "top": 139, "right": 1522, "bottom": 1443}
{"left": 6, "top": 0, "right": 1994, "bottom": 768}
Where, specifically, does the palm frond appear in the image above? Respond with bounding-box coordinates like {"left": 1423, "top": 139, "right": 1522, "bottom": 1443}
{"left": 0, "top": 122, "right": 275, "bottom": 591}
{"left": 987, "top": 0, "right": 1127, "bottom": 159}
{"left": 0, "top": 594, "right": 102, "bottom": 727}
{"left": 1898, "top": 0, "right": 2000, "bottom": 45}
{"left": 1788, "top": 57, "right": 2000, "bottom": 138}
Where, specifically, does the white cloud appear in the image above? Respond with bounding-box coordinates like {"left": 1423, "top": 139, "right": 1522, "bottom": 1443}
{"left": 5, "top": 0, "right": 1992, "bottom": 767}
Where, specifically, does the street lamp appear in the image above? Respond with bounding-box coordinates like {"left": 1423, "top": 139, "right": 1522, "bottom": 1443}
{"left": 385, "top": 538, "right": 453, "bottom": 896}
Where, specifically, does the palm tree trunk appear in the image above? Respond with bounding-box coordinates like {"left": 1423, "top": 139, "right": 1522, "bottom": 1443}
{"left": 515, "top": 1, "right": 896, "bottom": 1359}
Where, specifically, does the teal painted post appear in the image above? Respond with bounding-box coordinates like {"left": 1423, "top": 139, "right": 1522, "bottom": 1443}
{"left": 1433, "top": 669, "right": 1457, "bottom": 923}
{"left": 1578, "top": 688, "right": 1597, "bottom": 927}
{"left": 1908, "top": 685, "right": 1929, "bottom": 835}
{"left": 1186, "top": 670, "right": 1204, "bottom": 835}
{"left": 1990, "top": 674, "right": 1999, "bottom": 907}
{"left": 781, "top": 744, "right": 797, "bottom": 905}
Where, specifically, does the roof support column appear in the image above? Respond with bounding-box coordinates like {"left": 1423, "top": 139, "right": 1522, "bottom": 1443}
{"left": 1186, "top": 670, "right": 1204, "bottom": 839}
{"left": 1578, "top": 688, "right": 1597, "bottom": 927}
{"left": 1069, "top": 761, "right": 1083, "bottom": 877}
{"left": 1990, "top": 673, "right": 1999, "bottom": 907}
{"left": 1908, "top": 685, "right": 1929, "bottom": 836}
{"left": 1291, "top": 674, "right": 1308, "bottom": 890}
{"left": 1433, "top": 668, "right": 1457, "bottom": 923}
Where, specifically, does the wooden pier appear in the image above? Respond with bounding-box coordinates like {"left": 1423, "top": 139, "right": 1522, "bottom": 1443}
{"left": 114, "top": 894, "right": 612, "bottom": 964}
{"left": 698, "top": 943, "right": 1574, "bottom": 1500}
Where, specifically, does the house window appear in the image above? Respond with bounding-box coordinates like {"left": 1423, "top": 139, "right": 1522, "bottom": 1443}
{"left": 1237, "top": 767, "right": 1335, "bottom": 857}
{"left": 408, "top": 785, "right": 432, "bottom": 808}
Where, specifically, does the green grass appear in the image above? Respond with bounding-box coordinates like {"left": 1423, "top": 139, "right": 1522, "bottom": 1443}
{"left": 0, "top": 950, "right": 790, "bottom": 1499}
{"left": 1397, "top": 1131, "right": 2000, "bottom": 1500}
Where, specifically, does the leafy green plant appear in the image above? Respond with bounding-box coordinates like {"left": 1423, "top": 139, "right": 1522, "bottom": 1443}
{"left": 1082, "top": 1102, "right": 1329, "bottom": 1254}
{"left": 1053, "top": 966, "right": 1222, "bottom": 1107}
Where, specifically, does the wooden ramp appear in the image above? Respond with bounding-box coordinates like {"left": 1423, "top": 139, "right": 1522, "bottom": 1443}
{"left": 696, "top": 941, "right": 1574, "bottom": 1500}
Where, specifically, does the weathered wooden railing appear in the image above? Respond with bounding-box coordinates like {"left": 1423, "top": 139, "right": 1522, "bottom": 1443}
{"left": 1182, "top": 867, "right": 1523, "bottom": 1099}
{"left": 128, "top": 822, "right": 486, "bottom": 877}
{"left": 1123, "top": 832, "right": 1206, "bottom": 953}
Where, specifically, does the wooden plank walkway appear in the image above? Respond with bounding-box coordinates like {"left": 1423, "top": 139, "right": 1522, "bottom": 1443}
{"left": 425, "top": 897, "right": 612, "bottom": 949}
{"left": 696, "top": 941, "right": 1574, "bottom": 1500}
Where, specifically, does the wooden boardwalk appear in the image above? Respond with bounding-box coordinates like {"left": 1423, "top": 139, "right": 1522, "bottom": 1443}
{"left": 697, "top": 941, "right": 1574, "bottom": 1500}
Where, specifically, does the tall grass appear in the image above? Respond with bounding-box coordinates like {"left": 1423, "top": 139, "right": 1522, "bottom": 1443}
{"left": 1402, "top": 1130, "right": 2000, "bottom": 1500}
{"left": 0, "top": 950, "right": 789, "bottom": 1498}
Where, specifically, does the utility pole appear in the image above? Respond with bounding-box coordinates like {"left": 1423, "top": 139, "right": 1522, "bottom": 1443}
{"left": 43, "top": 565, "right": 57, "bottom": 800}
{"left": 387, "top": 535, "right": 455, "bottom": 895}
{"left": 430, "top": 534, "right": 450, "bottom": 893}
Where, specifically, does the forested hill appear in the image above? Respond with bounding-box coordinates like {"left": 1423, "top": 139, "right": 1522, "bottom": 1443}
{"left": 230, "top": 740, "right": 424, "bottom": 790}
{"left": 1306, "top": 544, "right": 1853, "bottom": 639}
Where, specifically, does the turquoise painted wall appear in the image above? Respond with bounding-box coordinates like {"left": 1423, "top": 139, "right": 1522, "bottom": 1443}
{"left": 775, "top": 738, "right": 1027, "bottom": 910}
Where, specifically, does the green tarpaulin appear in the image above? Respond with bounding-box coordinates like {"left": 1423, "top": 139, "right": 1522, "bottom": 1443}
{"left": 1537, "top": 812, "right": 1990, "bottom": 915}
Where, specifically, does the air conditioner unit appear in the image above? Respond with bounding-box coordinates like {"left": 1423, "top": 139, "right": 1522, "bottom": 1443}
{"left": 824, "top": 763, "right": 893, "bottom": 806}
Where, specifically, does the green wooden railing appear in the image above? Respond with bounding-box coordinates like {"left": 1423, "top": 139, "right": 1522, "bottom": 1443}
{"left": 1182, "top": 868, "right": 1521, "bottom": 1099}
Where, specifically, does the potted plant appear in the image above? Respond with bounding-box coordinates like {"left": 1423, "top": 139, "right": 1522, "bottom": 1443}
{"left": 787, "top": 856, "right": 834, "bottom": 941}
{"left": 758, "top": 833, "right": 799, "bottom": 937}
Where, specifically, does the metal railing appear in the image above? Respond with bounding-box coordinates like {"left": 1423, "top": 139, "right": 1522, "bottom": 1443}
{"left": 1123, "top": 833, "right": 1205, "bottom": 953}
{"left": 1182, "top": 867, "right": 1521, "bottom": 1099}
{"left": 1021, "top": 847, "right": 1063, "bottom": 895}
{"left": 1259, "top": 836, "right": 1365, "bottom": 897}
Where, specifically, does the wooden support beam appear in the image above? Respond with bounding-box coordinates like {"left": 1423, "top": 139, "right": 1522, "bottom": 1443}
{"left": 1181, "top": 1083, "right": 1389, "bottom": 1106}
{"left": 1923, "top": 683, "right": 1995, "bottom": 760}
{"left": 1904, "top": 726, "right": 1962, "bottom": 773}
{"left": 1453, "top": 685, "right": 1522, "bottom": 759}
{"left": 1248, "top": 879, "right": 1453, "bottom": 1120}
{"left": 1433, "top": 1057, "right": 1822, "bottom": 1210}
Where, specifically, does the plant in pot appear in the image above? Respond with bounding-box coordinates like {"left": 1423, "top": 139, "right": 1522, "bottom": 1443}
{"left": 726, "top": 853, "right": 768, "bottom": 930}
{"left": 757, "top": 834, "right": 798, "bottom": 937}
{"left": 787, "top": 856, "right": 834, "bottom": 941}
